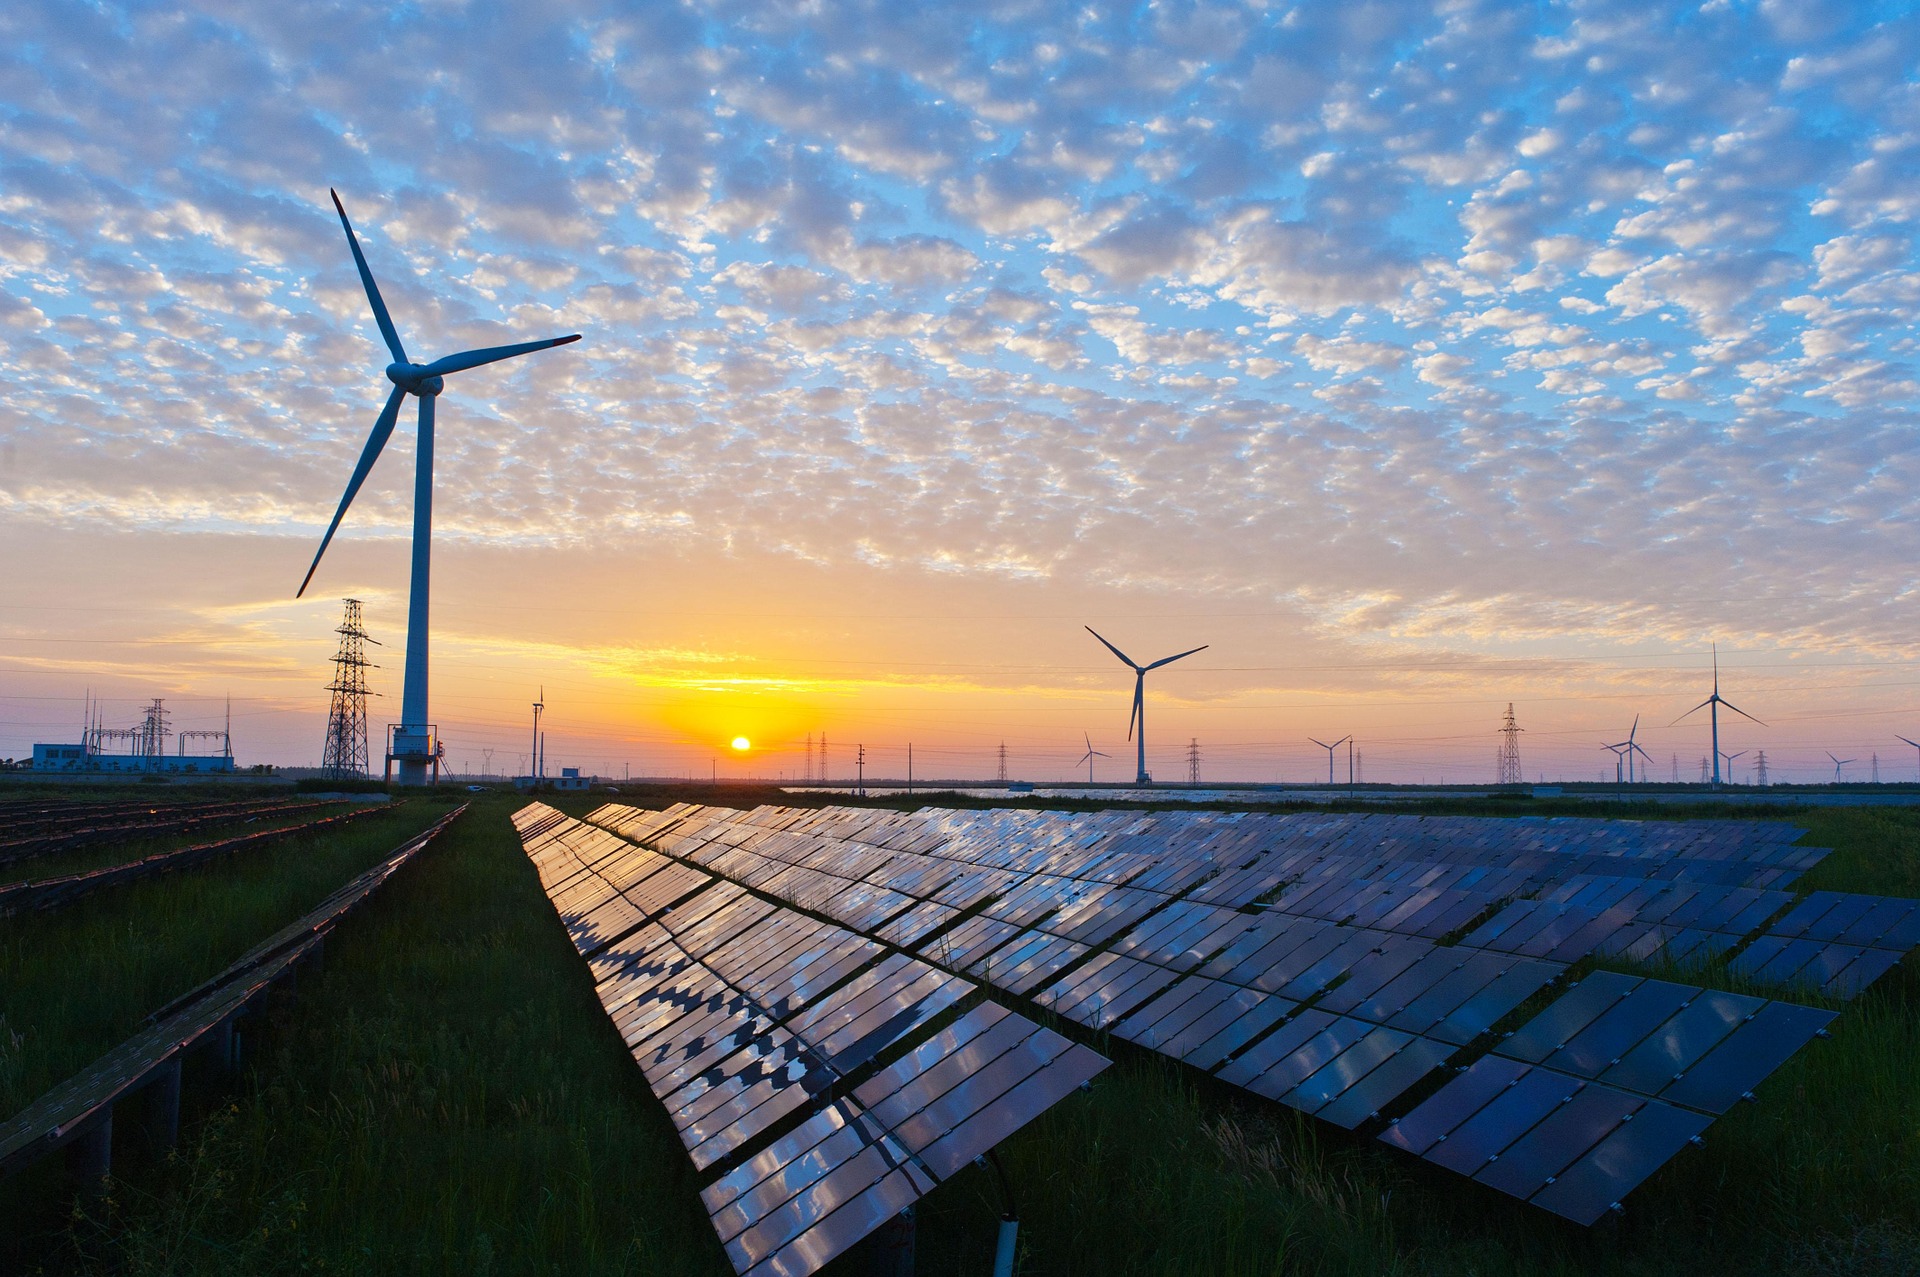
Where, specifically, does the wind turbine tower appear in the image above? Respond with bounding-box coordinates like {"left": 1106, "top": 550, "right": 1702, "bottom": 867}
{"left": 1827, "top": 752, "right": 1854, "bottom": 784}
{"left": 1085, "top": 627, "right": 1208, "bottom": 785}
{"left": 1672, "top": 644, "right": 1762, "bottom": 789}
{"left": 1310, "top": 736, "right": 1350, "bottom": 785}
{"left": 296, "top": 191, "right": 581, "bottom": 785}
{"left": 1078, "top": 733, "right": 1111, "bottom": 783}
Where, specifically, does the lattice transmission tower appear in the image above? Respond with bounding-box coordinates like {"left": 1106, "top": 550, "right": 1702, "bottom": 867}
{"left": 321, "top": 598, "right": 379, "bottom": 779}
{"left": 1187, "top": 738, "right": 1201, "bottom": 785}
{"left": 1498, "top": 704, "right": 1523, "bottom": 786}
{"left": 1755, "top": 751, "right": 1769, "bottom": 787}
{"left": 997, "top": 743, "right": 1008, "bottom": 783}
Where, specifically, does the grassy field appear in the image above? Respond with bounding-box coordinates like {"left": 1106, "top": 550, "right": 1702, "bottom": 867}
{"left": 2, "top": 786, "right": 1915, "bottom": 1275}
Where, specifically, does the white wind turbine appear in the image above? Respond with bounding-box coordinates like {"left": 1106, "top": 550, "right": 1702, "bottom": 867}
{"left": 1672, "top": 644, "right": 1762, "bottom": 789}
{"left": 297, "top": 191, "right": 580, "bottom": 784}
{"left": 1085, "top": 627, "right": 1207, "bottom": 785}
{"left": 1078, "top": 732, "right": 1111, "bottom": 784}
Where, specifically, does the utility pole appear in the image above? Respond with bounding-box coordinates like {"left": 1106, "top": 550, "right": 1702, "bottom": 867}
{"left": 1873, "top": 752, "right": 1881, "bottom": 784}
{"left": 908, "top": 743, "right": 914, "bottom": 794}
{"left": 856, "top": 744, "right": 866, "bottom": 796}
{"left": 1498, "top": 704, "right": 1523, "bottom": 786}
{"left": 530, "top": 687, "right": 544, "bottom": 782}
{"left": 1672, "top": 753, "right": 1679, "bottom": 783}
{"left": 804, "top": 732, "right": 813, "bottom": 783}
{"left": 997, "top": 742, "right": 1008, "bottom": 783}
{"left": 1187, "top": 738, "right": 1200, "bottom": 785}
{"left": 821, "top": 734, "right": 828, "bottom": 786}
{"left": 1348, "top": 738, "right": 1355, "bottom": 794}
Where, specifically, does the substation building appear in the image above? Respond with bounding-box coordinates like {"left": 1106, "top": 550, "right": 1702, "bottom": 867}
{"left": 32, "top": 697, "right": 236, "bottom": 774}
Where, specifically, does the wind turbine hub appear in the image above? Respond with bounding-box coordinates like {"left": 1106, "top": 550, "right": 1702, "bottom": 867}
{"left": 385, "top": 363, "right": 445, "bottom": 396}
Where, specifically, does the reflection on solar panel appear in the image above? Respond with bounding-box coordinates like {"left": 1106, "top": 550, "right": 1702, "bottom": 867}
{"left": 569, "top": 799, "right": 1905, "bottom": 1230}
{"left": 512, "top": 804, "right": 1107, "bottom": 1276}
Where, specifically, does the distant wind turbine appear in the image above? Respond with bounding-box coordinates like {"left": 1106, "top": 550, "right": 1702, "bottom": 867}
{"left": 1310, "top": 736, "right": 1351, "bottom": 786}
{"left": 1078, "top": 732, "right": 1111, "bottom": 784}
{"left": 1602, "top": 715, "right": 1653, "bottom": 785}
{"left": 1827, "top": 752, "right": 1855, "bottom": 784}
{"left": 1671, "top": 643, "right": 1762, "bottom": 788}
{"left": 1719, "top": 749, "right": 1747, "bottom": 783}
{"left": 1085, "top": 628, "right": 1207, "bottom": 785}
{"left": 297, "top": 191, "right": 581, "bottom": 785}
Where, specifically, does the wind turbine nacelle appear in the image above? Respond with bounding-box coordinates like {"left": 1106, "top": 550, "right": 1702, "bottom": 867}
{"left": 386, "top": 363, "right": 444, "bottom": 396}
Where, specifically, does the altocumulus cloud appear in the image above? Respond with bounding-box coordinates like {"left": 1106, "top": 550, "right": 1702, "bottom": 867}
{"left": 0, "top": 0, "right": 1916, "bottom": 657}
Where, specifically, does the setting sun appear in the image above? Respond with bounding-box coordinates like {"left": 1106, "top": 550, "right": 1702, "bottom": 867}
{"left": 730, "top": 737, "right": 751, "bottom": 751}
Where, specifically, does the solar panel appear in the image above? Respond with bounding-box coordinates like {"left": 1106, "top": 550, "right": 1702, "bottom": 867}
{"left": 514, "top": 805, "right": 1113, "bottom": 1276}
{"left": 567, "top": 800, "right": 1870, "bottom": 1236}
{"left": 1527, "top": 1100, "right": 1711, "bottom": 1225}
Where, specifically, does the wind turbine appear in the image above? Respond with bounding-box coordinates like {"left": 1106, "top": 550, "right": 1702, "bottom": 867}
{"left": 1310, "top": 736, "right": 1351, "bottom": 786}
{"left": 1085, "top": 627, "right": 1207, "bottom": 785}
{"left": 1889, "top": 733, "right": 1920, "bottom": 783}
{"left": 297, "top": 191, "right": 581, "bottom": 785}
{"left": 1718, "top": 749, "right": 1747, "bottom": 784}
{"left": 1827, "top": 752, "right": 1855, "bottom": 784}
{"left": 1671, "top": 644, "right": 1762, "bottom": 788}
{"left": 1602, "top": 740, "right": 1629, "bottom": 787}
{"left": 1078, "top": 732, "right": 1111, "bottom": 784}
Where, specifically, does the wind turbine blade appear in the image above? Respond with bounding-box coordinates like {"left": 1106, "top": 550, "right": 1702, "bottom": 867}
{"left": 1826, "top": 752, "right": 1839, "bottom": 764}
{"left": 1898, "top": 735, "right": 1920, "bottom": 750}
{"left": 1718, "top": 697, "right": 1765, "bottom": 726}
{"left": 1145, "top": 644, "right": 1209, "bottom": 671}
{"left": 421, "top": 334, "right": 582, "bottom": 378}
{"left": 1085, "top": 626, "right": 1138, "bottom": 669}
{"left": 1127, "top": 677, "right": 1143, "bottom": 741}
{"left": 1309, "top": 738, "right": 1331, "bottom": 750}
{"left": 1628, "top": 713, "right": 1640, "bottom": 742}
{"left": 1632, "top": 742, "right": 1655, "bottom": 762}
{"left": 330, "top": 190, "right": 408, "bottom": 365}
{"left": 1670, "top": 698, "right": 1714, "bottom": 726}
{"left": 297, "top": 384, "right": 406, "bottom": 597}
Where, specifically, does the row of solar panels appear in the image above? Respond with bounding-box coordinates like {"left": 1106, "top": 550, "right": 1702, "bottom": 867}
{"left": 645, "top": 801, "right": 1907, "bottom": 1005}
{"left": 579, "top": 801, "right": 1903, "bottom": 1226}
{"left": 509, "top": 804, "right": 1106, "bottom": 1277}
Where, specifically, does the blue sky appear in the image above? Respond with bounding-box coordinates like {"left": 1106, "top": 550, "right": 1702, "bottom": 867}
{"left": 1, "top": 0, "right": 1917, "bottom": 782}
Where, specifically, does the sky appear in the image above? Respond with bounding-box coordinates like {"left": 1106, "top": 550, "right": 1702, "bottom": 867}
{"left": 2, "top": 0, "right": 1918, "bottom": 785}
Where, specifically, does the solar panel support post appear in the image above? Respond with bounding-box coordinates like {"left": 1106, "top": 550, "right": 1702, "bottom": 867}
{"left": 866, "top": 1205, "right": 916, "bottom": 1276}
{"left": 66, "top": 1110, "right": 111, "bottom": 1198}
{"left": 978, "top": 1150, "right": 1021, "bottom": 1277}
{"left": 143, "top": 1056, "right": 182, "bottom": 1152}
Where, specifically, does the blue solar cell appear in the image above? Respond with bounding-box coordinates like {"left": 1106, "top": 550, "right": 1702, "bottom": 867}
{"left": 1238, "top": 1017, "right": 1374, "bottom": 1103}
{"left": 1498, "top": 972, "right": 1639, "bottom": 1063}
{"left": 1528, "top": 1100, "right": 1711, "bottom": 1225}
{"left": 1285, "top": 1026, "right": 1412, "bottom": 1113}
{"left": 1314, "top": 1036, "right": 1454, "bottom": 1130}
{"left": 1660, "top": 1001, "right": 1836, "bottom": 1114}
{"left": 1421, "top": 1065, "right": 1580, "bottom": 1176}
{"left": 1599, "top": 991, "right": 1761, "bottom": 1097}
{"left": 1181, "top": 993, "right": 1295, "bottom": 1072}
{"left": 1215, "top": 1010, "right": 1336, "bottom": 1090}
{"left": 1542, "top": 980, "right": 1695, "bottom": 1080}
{"left": 1471, "top": 1085, "right": 1640, "bottom": 1201}
{"left": 1822, "top": 947, "right": 1902, "bottom": 998}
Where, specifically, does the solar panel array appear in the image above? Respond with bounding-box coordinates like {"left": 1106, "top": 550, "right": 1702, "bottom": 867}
{"left": 579, "top": 801, "right": 1911, "bottom": 1226}
{"left": 510, "top": 804, "right": 1107, "bottom": 1277}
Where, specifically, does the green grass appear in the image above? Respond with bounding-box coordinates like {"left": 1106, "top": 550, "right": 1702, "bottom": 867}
{"left": 3, "top": 792, "right": 1915, "bottom": 1275}
{"left": 6, "top": 802, "right": 375, "bottom": 885}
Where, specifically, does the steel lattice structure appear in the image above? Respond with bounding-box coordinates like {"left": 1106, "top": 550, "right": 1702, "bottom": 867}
{"left": 1498, "top": 703, "right": 1524, "bottom": 786}
{"left": 321, "top": 599, "right": 378, "bottom": 780}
